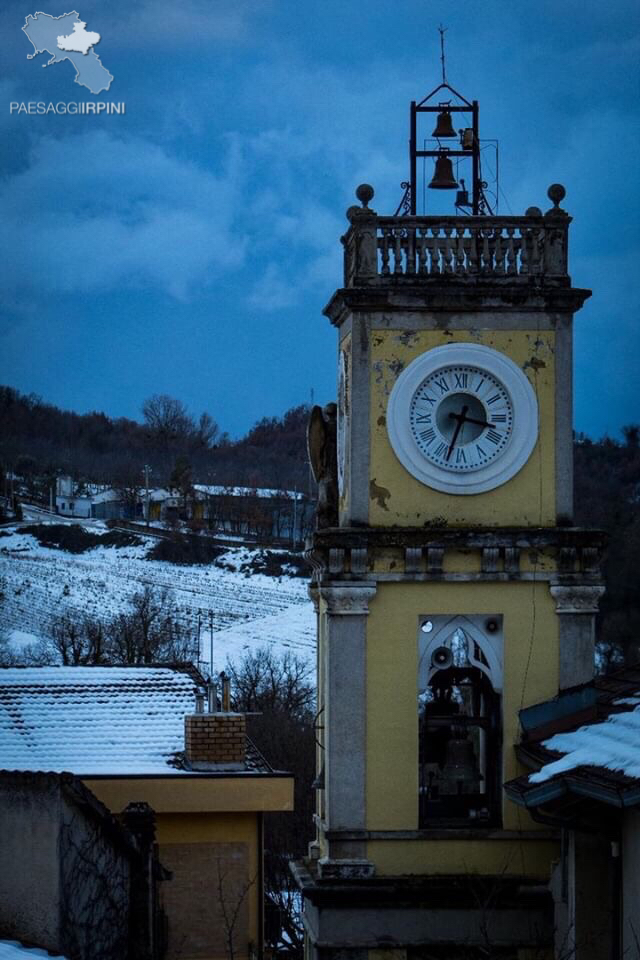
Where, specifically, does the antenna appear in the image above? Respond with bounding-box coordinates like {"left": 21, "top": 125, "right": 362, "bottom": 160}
{"left": 438, "top": 24, "right": 448, "bottom": 84}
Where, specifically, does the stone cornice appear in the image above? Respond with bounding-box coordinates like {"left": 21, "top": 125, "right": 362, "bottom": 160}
{"left": 306, "top": 526, "right": 605, "bottom": 583}
{"left": 310, "top": 526, "right": 606, "bottom": 551}
{"left": 324, "top": 283, "right": 592, "bottom": 326}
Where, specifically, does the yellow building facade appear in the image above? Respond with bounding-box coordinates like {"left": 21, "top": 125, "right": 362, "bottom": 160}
{"left": 88, "top": 773, "right": 293, "bottom": 960}
{"left": 293, "top": 183, "right": 605, "bottom": 958}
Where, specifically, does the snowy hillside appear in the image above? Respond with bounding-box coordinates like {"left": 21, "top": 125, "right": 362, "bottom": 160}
{"left": 0, "top": 523, "right": 315, "bottom": 671}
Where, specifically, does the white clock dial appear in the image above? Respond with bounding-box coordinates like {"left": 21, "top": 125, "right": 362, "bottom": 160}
{"left": 409, "top": 365, "right": 513, "bottom": 473}
{"left": 387, "top": 343, "right": 538, "bottom": 495}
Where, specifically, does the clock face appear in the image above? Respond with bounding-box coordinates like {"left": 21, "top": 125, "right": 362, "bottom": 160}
{"left": 409, "top": 364, "right": 513, "bottom": 473}
{"left": 387, "top": 343, "right": 538, "bottom": 495}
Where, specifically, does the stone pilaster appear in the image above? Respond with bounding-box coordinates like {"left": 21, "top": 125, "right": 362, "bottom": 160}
{"left": 550, "top": 584, "right": 605, "bottom": 689}
{"left": 320, "top": 582, "right": 376, "bottom": 861}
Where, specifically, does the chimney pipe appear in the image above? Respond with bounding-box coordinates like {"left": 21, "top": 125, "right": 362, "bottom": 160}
{"left": 195, "top": 689, "right": 205, "bottom": 714}
{"left": 220, "top": 671, "right": 231, "bottom": 712}
{"left": 207, "top": 681, "right": 217, "bottom": 714}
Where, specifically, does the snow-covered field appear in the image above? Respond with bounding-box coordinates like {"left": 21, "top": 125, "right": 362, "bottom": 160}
{"left": 0, "top": 523, "right": 315, "bottom": 671}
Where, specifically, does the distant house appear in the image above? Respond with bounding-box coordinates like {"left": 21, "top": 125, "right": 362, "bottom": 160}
{"left": 55, "top": 475, "right": 93, "bottom": 518}
{"left": 55, "top": 476, "right": 141, "bottom": 521}
{"left": 0, "top": 665, "right": 294, "bottom": 960}
{"left": 505, "top": 665, "right": 640, "bottom": 960}
{"left": 194, "top": 484, "right": 312, "bottom": 541}
{"left": 147, "top": 488, "right": 181, "bottom": 522}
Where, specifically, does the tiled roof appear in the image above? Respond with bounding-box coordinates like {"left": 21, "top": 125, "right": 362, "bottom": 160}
{"left": 506, "top": 666, "right": 640, "bottom": 808}
{"left": 0, "top": 665, "right": 201, "bottom": 776}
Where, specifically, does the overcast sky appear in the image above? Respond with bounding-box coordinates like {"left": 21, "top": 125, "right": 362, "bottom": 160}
{"left": 1, "top": 0, "right": 638, "bottom": 438}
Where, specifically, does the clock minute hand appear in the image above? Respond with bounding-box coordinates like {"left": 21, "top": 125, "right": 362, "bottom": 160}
{"left": 446, "top": 405, "right": 468, "bottom": 461}
{"left": 462, "top": 415, "right": 496, "bottom": 429}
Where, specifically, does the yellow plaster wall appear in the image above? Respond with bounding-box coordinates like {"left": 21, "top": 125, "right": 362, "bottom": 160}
{"left": 83, "top": 775, "right": 293, "bottom": 815}
{"left": 157, "top": 812, "right": 259, "bottom": 960}
{"left": 366, "top": 838, "right": 558, "bottom": 880}
{"left": 442, "top": 549, "right": 482, "bottom": 574}
{"left": 365, "top": 580, "right": 559, "bottom": 859}
{"left": 369, "top": 328, "right": 556, "bottom": 527}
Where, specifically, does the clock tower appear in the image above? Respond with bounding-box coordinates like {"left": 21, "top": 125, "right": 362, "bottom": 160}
{"left": 293, "top": 85, "right": 605, "bottom": 959}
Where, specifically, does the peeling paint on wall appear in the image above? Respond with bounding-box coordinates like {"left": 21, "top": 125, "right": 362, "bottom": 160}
{"left": 370, "top": 478, "right": 391, "bottom": 511}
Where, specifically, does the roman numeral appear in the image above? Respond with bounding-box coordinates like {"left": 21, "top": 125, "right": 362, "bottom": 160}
{"left": 454, "top": 373, "right": 468, "bottom": 389}
{"left": 476, "top": 444, "right": 487, "bottom": 459}
{"left": 456, "top": 448, "right": 467, "bottom": 464}
{"left": 434, "top": 377, "right": 450, "bottom": 395}
{"left": 474, "top": 378, "right": 486, "bottom": 393}
{"left": 434, "top": 441, "right": 448, "bottom": 458}
{"left": 492, "top": 413, "right": 507, "bottom": 423}
{"left": 486, "top": 429, "right": 502, "bottom": 444}
{"left": 415, "top": 413, "right": 432, "bottom": 424}
{"left": 419, "top": 428, "right": 435, "bottom": 445}
{"left": 421, "top": 394, "right": 436, "bottom": 406}
{"left": 487, "top": 393, "right": 502, "bottom": 405}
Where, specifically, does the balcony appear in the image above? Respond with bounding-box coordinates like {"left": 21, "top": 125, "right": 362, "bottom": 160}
{"left": 342, "top": 206, "right": 571, "bottom": 289}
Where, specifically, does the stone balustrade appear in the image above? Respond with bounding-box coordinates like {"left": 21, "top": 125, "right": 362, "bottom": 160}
{"left": 342, "top": 206, "right": 571, "bottom": 287}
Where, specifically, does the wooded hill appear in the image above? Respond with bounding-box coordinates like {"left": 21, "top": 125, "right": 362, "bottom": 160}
{"left": 0, "top": 386, "right": 312, "bottom": 494}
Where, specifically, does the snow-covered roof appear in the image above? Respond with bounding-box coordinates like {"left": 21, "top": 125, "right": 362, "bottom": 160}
{"left": 193, "top": 484, "right": 304, "bottom": 500}
{"left": 529, "top": 696, "right": 640, "bottom": 784}
{"left": 89, "top": 489, "right": 123, "bottom": 504}
{"left": 148, "top": 488, "right": 178, "bottom": 502}
{"left": 0, "top": 942, "right": 68, "bottom": 959}
{"left": 0, "top": 666, "right": 200, "bottom": 776}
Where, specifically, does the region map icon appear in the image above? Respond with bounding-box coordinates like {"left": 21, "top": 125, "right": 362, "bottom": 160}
{"left": 23, "top": 11, "right": 113, "bottom": 95}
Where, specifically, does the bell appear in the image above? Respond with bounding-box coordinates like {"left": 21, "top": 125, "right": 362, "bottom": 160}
{"left": 428, "top": 153, "right": 459, "bottom": 190}
{"left": 442, "top": 737, "right": 481, "bottom": 790}
{"left": 432, "top": 109, "right": 457, "bottom": 139}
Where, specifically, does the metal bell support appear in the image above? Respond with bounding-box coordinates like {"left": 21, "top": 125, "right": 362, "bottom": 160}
{"left": 442, "top": 737, "right": 481, "bottom": 793}
{"left": 428, "top": 152, "right": 459, "bottom": 190}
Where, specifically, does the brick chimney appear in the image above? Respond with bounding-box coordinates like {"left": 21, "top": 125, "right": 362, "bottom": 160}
{"left": 184, "top": 683, "right": 246, "bottom": 771}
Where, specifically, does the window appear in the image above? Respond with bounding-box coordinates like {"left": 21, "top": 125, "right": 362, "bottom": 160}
{"left": 418, "top": 615, "right": 503, "bottom": 827}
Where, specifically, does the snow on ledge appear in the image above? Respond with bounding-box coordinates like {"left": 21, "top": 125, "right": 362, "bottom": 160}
{"left": 529, "top": 702, "right": 640, "bottom": 784}
{"left": 0, "top": 941, "right": 68, "bottom": 959}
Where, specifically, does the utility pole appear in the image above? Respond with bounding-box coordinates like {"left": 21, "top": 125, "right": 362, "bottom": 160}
{"left": 292, "top": 487, "right": 298, "bottom": 549}
{"left": 209, "top": 610, "right": 214, "bottom": 678}
{"left": 143, "top": 464, "right": 151, "bottom": 527}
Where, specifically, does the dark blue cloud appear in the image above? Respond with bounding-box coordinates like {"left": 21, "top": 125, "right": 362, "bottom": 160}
{"left": 0, "top": 0, "right": 638, "bottom": 438}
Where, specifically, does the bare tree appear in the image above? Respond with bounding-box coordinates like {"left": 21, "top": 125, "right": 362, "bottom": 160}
{"left": 142, "top": 394, "right": 194, "bottom": 444}
{"left": 215, "top": 860, "right": 257, "bottom": 960}
{"left": 226, "top": 648, "right": 315, "bottom": 957}
{"left": 196, "top": 412, "right": 219, "bottom": 449}
{"left": 50, "top": 613, "right": 106, "bottom": 665}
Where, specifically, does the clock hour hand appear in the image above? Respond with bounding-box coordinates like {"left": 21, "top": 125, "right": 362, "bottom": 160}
{"left": 446, "top": 405, "right": 468, "bottom": 461}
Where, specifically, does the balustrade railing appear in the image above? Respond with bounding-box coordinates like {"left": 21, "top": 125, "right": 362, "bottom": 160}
{"left": 342, "top": 213, "right": 570, "bottom": 287}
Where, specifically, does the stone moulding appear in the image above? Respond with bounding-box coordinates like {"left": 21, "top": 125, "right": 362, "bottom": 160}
{"left": 306, "top": 527, "right": 606, "bottom": 584}
{"left": 319, "top": 583, "right": 377, "bottom": 615}
{"left": 549, "top": 584, "right": 606, "bottom": 614}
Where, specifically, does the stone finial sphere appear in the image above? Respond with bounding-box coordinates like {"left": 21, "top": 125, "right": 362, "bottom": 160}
{"left": 547, "top": 184, "right": 566, "bottom": 207}
{"left": 355, "top": 183, "right": 375, "bottom": 207}
{"left": 525, "top": 206, "right": 543, "bottom": 217}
